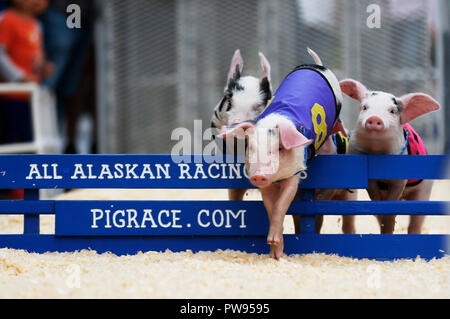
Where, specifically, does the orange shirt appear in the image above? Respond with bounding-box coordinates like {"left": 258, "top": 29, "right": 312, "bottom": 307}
{"left": 0, "top": 9, "right": 43, "bottom": 77}
{"left": 0, "top": 10, "right": 43, "bottom": 99}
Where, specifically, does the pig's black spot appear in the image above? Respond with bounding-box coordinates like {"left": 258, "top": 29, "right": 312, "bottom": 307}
{"left": 227, "top": 65, "right": 244, "bottom": 92}
{"left": 259, "top": 77, "right": 272, "bottom": 104}
{"left": 297, "top": 63, "right": 327, "bottom": 71}
{"left": 392, "top": 97, "right": 398, "bottom": 105}
{"left": 234, "top": 64, "right": 241, "bottom": 80}
{"left": 227, "top": 78, "right": 244, "bottom": 92}
{"left": 218, "top": 96, "right": 227, "bottom": 112}
{"left": 211, "top": 121, "right": 217, "bottom": 128}
{"left": 335, "top": 100, "right": 342, "bottom": 121}
{"left": 371, "top": 92, "right": 378, "bottom": 96}
{"left": 226, "top": 100, "right": 233, "bottom": 112}
{"left": 218, "top": 90, "right": 233, "bottom": 112}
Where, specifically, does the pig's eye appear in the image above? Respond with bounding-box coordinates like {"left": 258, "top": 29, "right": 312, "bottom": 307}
{"left": 362, "top": 105, "right": 368, "bottom": 111}
{"left": 389, "top": 108, "right": 396, "bottom": 114}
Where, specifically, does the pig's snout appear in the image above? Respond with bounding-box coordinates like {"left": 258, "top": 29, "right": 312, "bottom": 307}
{"left": 365, "top": 116, "right": 384, "bottom": 131}
{"left": 250, "top": 174, "right": 270, "bottom": 187}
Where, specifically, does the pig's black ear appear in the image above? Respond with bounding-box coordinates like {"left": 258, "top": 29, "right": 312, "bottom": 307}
{"left": 227, "top": 49, "right": 244, "bottom": 83}
{"left": 259, "top": 77, "right": 272, "bottom": 107}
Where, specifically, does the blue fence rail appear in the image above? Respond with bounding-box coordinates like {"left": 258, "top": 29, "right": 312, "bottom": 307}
{"left": 0, "top": 154, "right": 448, "bottom": 259}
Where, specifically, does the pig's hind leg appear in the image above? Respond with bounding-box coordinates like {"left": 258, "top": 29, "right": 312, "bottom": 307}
{"left": 292, "top": 190, "right": 301, "bottom": 234}
{"left": 292, "top": 190, "right": 324, "bottom": 234}
{"left": 404, "top": 180, "right": 433, "bottom": 234}
{"left": 228, "top": 188, "right": 248, "bottom": 201}
{"left": 332, "top": 189, "right": 357, "bottom": 234}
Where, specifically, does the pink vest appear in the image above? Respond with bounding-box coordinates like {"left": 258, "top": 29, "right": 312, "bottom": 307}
{"left": 403, "top": 123, "right": 427, "bottom": 185}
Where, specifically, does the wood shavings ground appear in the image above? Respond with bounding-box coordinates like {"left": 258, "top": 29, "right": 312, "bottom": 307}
{"left": 0, "top": 181, "right": 448, "bottom": 298}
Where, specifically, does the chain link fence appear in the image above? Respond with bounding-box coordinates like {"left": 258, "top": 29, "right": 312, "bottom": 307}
{"left": 96, "top": 0, "right": 445, "bottom": 154}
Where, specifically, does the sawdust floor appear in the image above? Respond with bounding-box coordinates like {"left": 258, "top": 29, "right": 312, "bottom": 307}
{"left": 0, "top": 181, "right": 448, "bottom": 298}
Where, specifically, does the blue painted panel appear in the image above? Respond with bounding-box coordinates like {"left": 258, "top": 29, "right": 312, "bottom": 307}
{"left": 298, "top": 200, "right": 449, "bottom": 215}
{"left": 55, "top": 201, "right": 270, "bottom": 236}
{"left": 0, "top": 154, "right": 367, "bottom": 189}
{"left": 0, "top": 154, "right": 447, "bottom": 189}
{"left": 0, "top": 154, "right": 253, "bottom": 189}
{"left": 301, "top": 155, "right": 368, "bottom": 188}
{"left": 54, "top": 200, "right": 448, "bottom": 236}
{"left": 368, "top": 155, "right": 450, "bottom": 179}
{"left": 1, "top": 200, "right": 446, "bottom": 217}
{"left": 0, "top": 200, "right": 54, "bottom": 214}
{"left": 0, "top": 234, "right": 447, "bottom": 259}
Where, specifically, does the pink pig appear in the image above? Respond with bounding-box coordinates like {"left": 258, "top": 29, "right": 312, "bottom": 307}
{"left": 211, "top": 49, "right": 272, "bottom": 201}
{"left": 220, "top": 49, "right": 344, "bottom": 259}
{"left": 339, "top": 79, "right": 440, "bottom": 234}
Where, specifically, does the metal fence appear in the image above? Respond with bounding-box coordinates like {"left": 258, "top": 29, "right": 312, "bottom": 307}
{"left": 96, "top": 0, "right": 446, "bottom": 154}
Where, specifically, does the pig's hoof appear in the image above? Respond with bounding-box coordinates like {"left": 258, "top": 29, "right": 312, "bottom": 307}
{"left": 267, "top": 227, "right": 283, "bottom": 246}
{"left": 269, "top": 244, "right": 284, "bottom": 260}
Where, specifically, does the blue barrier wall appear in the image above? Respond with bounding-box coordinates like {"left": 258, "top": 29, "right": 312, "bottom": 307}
{"left": 0, "top": 154, "right": 448, "bottom": 259}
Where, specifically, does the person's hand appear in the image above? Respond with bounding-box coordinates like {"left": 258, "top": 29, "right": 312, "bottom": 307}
{"left": 42, "top": 61, "right": 55, "bottom": 79}
{"left": 32, "top": 54, "right": 45, "bottom": 73}
{"left": 21, "top": 73, "right": 40, "bottom": 83}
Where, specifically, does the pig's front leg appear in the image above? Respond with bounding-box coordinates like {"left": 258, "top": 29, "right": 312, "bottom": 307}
{"left": 264, "top": 175, "right": 300, "bottom": 260}
{"left": 316, "top": 189, "right": 337, "bottom": 201}
{"left": 370, "top": 179, "right": 406, "bottom": 234}
{"left": 380, "top": 180, "right": 406, "bottom": 233}
{"left": 260, "top": 183, "right": 281, "bottom": 259}
{"left": 331, "top": 189, "right": 357, "bottom": 234}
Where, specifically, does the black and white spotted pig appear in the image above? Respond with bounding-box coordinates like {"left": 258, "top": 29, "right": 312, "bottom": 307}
{"left": 211, "top": 49, "right": 273, "bottom": 201}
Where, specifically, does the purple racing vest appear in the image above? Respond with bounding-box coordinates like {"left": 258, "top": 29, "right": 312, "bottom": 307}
{"left": 257, "top": 66, "right": 339, "bottom": 160}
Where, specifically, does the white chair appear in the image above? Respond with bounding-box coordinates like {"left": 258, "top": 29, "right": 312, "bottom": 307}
{"left": 0, "top": 83, "right": 61, "bottom": 154}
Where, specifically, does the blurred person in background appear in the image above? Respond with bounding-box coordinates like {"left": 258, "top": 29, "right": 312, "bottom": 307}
{"left": 0, "top": 0, "right": 53, "bottom": 144}
{"left": 0, "top": 0, "right": 53, "bottom": 200}
{"left": 39, "top": 0, "right": 98, "bottom": 154}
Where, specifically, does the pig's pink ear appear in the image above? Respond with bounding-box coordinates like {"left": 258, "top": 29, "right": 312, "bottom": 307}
{"left": 218, "top": 122, "right": 254, "bottom": 139}
{"left": 339, "top": 79, "right": 368, "bottom": 102}
{"left": 227, "top": 49, "right": 244, "bottom": 82}
{"left": 278, "top": 124, "right": 312, "bottom": 150}
{"left": 330, "top": 119, "right": 348, "bottom": 137}
{"left": 399, "top": 93, "right": 440, "bottom": 124}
